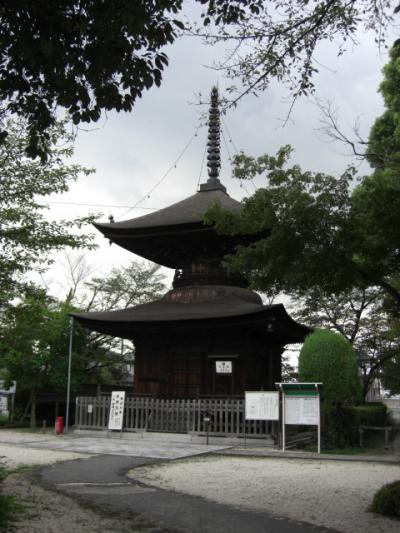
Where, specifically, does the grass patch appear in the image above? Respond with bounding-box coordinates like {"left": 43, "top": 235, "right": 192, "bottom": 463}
{"left": 323, "top": 447, "right": 365, "bottom": 455}
{"left": 0, "top": 465, "right": 24, "bottom": 531}
{"left": 303, "top": 444, "right": 365, "bottom": 454}
{"left": 0, "top": 493, "right": 24, "bottom": 531}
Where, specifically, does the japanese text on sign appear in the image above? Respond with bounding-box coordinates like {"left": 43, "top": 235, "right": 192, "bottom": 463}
{"left": 245, "top": 391, "right": 279, "bottom": 421}
{"left": 215, "top": 361, "right": 232, "bottom": 374}
{"left": 285, "top": 396, "right": 319, "bottom": 425}
{"left": 108, "top": 391, "right": 126, "bottom": 430}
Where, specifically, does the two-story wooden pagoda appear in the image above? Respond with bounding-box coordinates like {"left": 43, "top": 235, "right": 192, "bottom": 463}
{"left": 73, "top": 88, "right": 310, "bottom": 398}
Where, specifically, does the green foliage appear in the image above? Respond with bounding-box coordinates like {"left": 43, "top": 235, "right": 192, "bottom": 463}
{"left": 367, "top": 42, "right": 400, "bottom": 172}
{"left": 205, "top": 42, "right": 400, "bottom": 316}
{"left": 299, "top": 329, "right": 363, "bottom": 447}
{"left": 290, "top": 287, "right": 399, "bottom": 397}
{"left": 370, "top": 480, "right": 400, "bottom": 519}
{"left": 341, "top": 403, "right": 388, "bottom": 444}
{"left": 367, "top": 111, "right": 400, "bottom": 171}
{"left": 206, "top": 146, "right": 364, "bottom": 300}
{"left": 299, "top": 329, "right": 362, "bottom": 405}
{"left": 0, "top": 286, "right": 88, "bottom": 396}
{"left": 0, "top": 2, "right": 396, "bottom": 157}
{"left": 0, "top": 118, "right": 96, "bottom": 299}
{"left": 381, "top": 353, "right": 400, "bottom": 395}
{"left": 349, "top": 403, "right": 387, "bottom": 427}
{"left": 0, "top": 0, "right": 185, "bottom": 160}
{"left": 0, "top": 260, "right": 166, "bottom": 426}
{"left": 0, "top": 416, "right": 8, "bottom": 427}
{"left": 0, "top": 494, "right": 23, "bottom": 531}
{"left": 0, "top": 466, "right": 24, "bottom": 531}
{"left": 206, "top": 144, "right": 400, "bottom": 309}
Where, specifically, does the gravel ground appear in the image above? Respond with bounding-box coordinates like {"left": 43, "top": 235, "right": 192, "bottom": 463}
{"left": 130, "top": 455, "right": 400, "bottom": 533}
{"left": 2, "top": 473, "right": 149, "bottom": 533}
{"left": 0, "top": 443, "right": 90, "bottom": 468}
{"left": 0, "top": 442, "right": 156, "bottom": 532}
{"left": 2, "top": 432, "right": 400, "bottom": 532}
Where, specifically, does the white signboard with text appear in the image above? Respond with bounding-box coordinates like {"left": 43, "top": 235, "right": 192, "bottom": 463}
{"left": 108, "top": 391, "right": 126, "bottom": 430}
{"left": 216, "top": 361, "right": 232, "bottom": 374}
{"left": 284, "top": 396, "right": 319, "bottom": 426}
{"left": 245, "top": 391, "right": 279, "bottom": 421}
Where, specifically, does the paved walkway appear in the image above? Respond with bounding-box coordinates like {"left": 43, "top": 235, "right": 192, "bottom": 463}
{"left": 1, "top": 427, "right": 399, "bottom": 463}
{"left": 0, "top": 429, "right": 230, "bottom": 460}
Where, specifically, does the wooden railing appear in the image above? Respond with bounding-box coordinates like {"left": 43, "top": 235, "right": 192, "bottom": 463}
{"left": 75, "top": 396, "right": 275, "bottom": 437}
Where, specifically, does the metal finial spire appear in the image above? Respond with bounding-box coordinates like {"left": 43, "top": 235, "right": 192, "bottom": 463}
{"left": 199, "top": 86, "right": 226, "bottom": 192}
{"left": 207, "top": 86, "right": 220, "bottom": 179}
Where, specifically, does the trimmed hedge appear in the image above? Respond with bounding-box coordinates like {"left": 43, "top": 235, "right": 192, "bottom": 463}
{"left": 299, "top": 329, "right": 362, "bottom": 447}
{"left": 339, "top": 403, "right": 388, "bottom": 446}
{"left": 351, "top": 403, "right": 387, "bottom": 427}
{"left": 370, "top": 480, "right": 400, "bottom": 519}
{"left": 299, "top": 329, "right": 362, "bottom": 405}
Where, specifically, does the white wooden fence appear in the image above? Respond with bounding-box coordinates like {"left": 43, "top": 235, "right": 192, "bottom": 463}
{"left": 75, "top": 396, "right": 275, "bottom": 437}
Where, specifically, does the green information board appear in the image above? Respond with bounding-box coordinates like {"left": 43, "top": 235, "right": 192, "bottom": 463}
{"left": 276, "top": 383, "right": 322, "bottom": 453}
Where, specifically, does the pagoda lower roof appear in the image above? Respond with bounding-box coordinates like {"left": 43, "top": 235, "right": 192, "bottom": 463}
{"left": 72, "top": 285, "right": 310, "bottom": 343}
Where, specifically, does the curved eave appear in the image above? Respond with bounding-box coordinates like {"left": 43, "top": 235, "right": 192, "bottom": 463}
{"left": 94, "top": 222, "right": 247, "bottom": 268}
{"left": 72, "top": 302, "right": 310, "bottom": 344}
{"left": 94, "top": 188, "right": 241, "bottom": 234}
{"left": 94, "top": 219, "right": 208, "bottom": 238}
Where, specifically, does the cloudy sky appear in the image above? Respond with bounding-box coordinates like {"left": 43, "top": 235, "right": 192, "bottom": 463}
{"left": 41, "top": 7, "right": 397, "bottom": 297}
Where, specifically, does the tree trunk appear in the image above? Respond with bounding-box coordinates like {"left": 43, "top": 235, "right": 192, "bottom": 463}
{"left": 30, "top": 389, "right": 37, "bottom": 428}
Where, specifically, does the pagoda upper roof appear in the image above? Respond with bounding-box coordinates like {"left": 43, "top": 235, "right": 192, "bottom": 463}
{"left": 94, "top": 184, "right": 241, "bottom": 236}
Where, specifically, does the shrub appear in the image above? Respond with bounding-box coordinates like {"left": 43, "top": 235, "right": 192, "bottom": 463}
{"left": 0, "top": 415, "right": 8, "bottom": 427}
{"left": 299, "top": 329, "right": 363, "bottom": 447}
{"left": 352, "top": 403, "right": 387, "bottom": 427}
{"left": 370, "top": 480, "right": 400, "bottom": 519}
{"left": 299, "top": 329, "right": 362, "bottom": 405}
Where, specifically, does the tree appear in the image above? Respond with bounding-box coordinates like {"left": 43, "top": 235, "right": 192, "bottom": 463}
{"left": 298, "top": 329, "right": 362, "bottom": 446}
{"left": 291, "top": 287, "right": 399, "bottom": 397}
{"left": 367, "top": 43, "right": 400, "bottom": 171}
{"left": 0, "top": 0, "right": 185, "bottom": 160}
{"left": 0, "top": 118, "right": 96, "bottom": 300}
{"left": 82, "top": 261, "right": 166, "bottom": 312}
{"left": 205, "top": 51, "right": 400, "bottom": 306}
{"left": 0, "top": 286, "right": 88, "bottom": 427}
{"left": 1, "top": 2, "right": 397, "bottom": 159}
{"left": 195, "top": 1, "right": 397, "bottom": 108}
{"left": 43, "top": 256, "right": 167, "bottom": 387}
{"left": 205, "top": 43, "right": 400, "bottom": 397}
{"left": 0, "top": 259, "right": 166, "bottom": 427}
{"left": 78, "top": 261, "right": 166, "bottom": 373}
{"left": 206, "top": 145, "right": 399, "bottom": 306}
{"left": 381, "top": 353, "right": 400, "bottom": 396}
